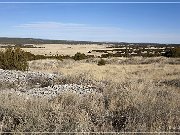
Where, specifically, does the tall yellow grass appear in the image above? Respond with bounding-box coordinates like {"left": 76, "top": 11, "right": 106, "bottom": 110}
{"left": 0, "top": 57, "right": 180, "bottom": 133}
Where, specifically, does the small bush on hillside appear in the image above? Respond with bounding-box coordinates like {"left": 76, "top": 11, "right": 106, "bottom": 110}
{"left": 163, "top": 47, "right": 180, "bottom": 57}
{"left": 24, "top": 52, "right": 65, "bottom": 61}
{"left": 98, "top": 59, "right": 106, "bottom": 66}
{"left": 101, "top": 53, "right": 114, "bottom": 58}
{"left": 73, "top": 52, "right": 87, "bottom": 60}
{"left": 0, "top": 47, "right": 28, "bottom": 71}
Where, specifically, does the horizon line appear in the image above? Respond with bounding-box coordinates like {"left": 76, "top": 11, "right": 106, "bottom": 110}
{"left": 0, "top": 37, "right": 179, "bottom": 44}
{"left": 0, "top": 1, "right": 180, "bottom": 4}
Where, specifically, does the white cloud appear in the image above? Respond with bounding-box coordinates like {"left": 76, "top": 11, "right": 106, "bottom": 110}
{"left": 14, "top": 21, "right": 127, "bottom": 41}
{"left": 13, "top": 21, "right": 180, "bottom": 43}
{"left": 15, "top": 21, "right": 124, "bottom": 35}
{"left": 16, "top": 22, "right": 85, "bottom": 29}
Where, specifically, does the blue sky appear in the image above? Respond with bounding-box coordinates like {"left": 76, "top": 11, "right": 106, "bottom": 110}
{"left": 0, "top": 0, "right": 180, "bottom": 43}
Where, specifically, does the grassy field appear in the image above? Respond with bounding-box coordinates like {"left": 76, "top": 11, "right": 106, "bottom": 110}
{"left": 1, "top": 43, "right": 179, "bottom": 58}
{"left": 0, "top": 57, "right": 179, "bottom": 133}
{"left": 17, "top": 44, "right": 109, "bottom": 56}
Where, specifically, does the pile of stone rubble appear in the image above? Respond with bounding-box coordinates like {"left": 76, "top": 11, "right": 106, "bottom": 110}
{"left": 0, "top": 69, "right": 98, "bottom": 99}
{"left": 0, "top": 69, "right": 57, "bottom": 86}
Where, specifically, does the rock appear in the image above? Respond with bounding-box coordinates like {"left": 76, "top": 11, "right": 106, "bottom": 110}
{"left": 0, "top": 69, "right": 99, "bottom": 99}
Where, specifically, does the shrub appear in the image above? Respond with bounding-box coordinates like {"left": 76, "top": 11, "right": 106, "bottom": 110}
{"left": 0, "top": 47, "right": 28, "bottom": 71}
{"left": 101, "top": 53, "right": 114, "bottom": 58}
{"left": 73, "top": 52, "right": 87, "bottom": 60}
{"left": 98, "top": 59, "right": 106, "bottom": 66}
{"left": 163, "top": 47, "right": 180, "bottom": 57}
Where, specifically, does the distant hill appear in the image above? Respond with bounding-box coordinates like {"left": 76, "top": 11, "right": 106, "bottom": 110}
{"left": 0, "top": 37, "right": 104, "bottom": 45}
{"left": 0, "top": 37, "right": 179, "bottom": 46}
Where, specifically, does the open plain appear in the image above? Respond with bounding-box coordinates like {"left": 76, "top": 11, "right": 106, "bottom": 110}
{"left": 1, "top": 1, "right": 180, "bottom": 133}
{"left": 0, "top": 56, "right": 180, "bottom": 133}
{"left": 0, "top": 44, "right": 110, "bottom": 56}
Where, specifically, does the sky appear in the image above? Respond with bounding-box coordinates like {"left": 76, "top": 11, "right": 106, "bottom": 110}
{"left": 0, "top": 0, "right": 180, "bottom": 43}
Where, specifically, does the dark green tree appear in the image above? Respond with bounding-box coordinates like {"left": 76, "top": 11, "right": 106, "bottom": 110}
{"left": 0, "top": 47, "right": 28, "bottom": 71}
{"left": 73, "top": 52, "right": 87, "bottom": 60}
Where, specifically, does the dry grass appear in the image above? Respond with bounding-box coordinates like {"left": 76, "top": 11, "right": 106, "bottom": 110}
{"left": 0, "top": 57, "right": 180, "bottom": 133}
{"left": 29, "top": 57, "right": 180, "bottom": 83}
{"left": 19, "top": 44, "right": 109, "bottom": 56}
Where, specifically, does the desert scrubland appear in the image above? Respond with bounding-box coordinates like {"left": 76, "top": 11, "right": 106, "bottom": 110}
{"left": 0, "top": 56, "right": 180, "bottom": 133}
{"left": 0, "top": 44, "right": 109, "bottom": 56}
